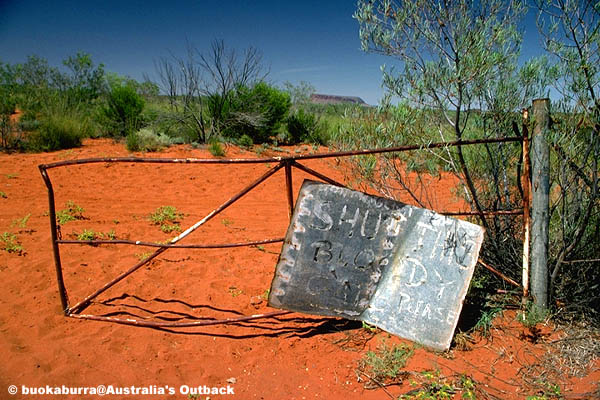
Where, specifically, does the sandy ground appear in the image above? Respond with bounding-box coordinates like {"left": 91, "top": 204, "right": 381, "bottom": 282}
{"left": 1, "top": 138, "right": 598, "bottom": 400}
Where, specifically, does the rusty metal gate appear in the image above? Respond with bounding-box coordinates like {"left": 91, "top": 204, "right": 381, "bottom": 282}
{"left": 39, "top": 136, "right": 526, "bottom": 334}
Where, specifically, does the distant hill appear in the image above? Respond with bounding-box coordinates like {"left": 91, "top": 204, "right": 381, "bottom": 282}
{"left": 309, "top": 94, "right": 367, "bottom": 105}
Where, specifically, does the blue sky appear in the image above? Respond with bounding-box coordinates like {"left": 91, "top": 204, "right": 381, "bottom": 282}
{"left": 0, "top": 1, "right": 543, "bottom": 105}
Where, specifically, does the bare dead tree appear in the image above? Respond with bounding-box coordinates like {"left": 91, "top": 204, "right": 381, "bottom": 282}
{"left": 153, "top": 39, "right": 268, "bottom": 143}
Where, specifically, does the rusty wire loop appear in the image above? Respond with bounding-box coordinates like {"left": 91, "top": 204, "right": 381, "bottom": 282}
{"left": 39, "top": 136, "right": 526, "bottom": 329}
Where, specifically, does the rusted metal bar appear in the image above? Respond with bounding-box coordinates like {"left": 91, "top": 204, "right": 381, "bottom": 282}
{"left": 294, "top": 161, "right": 523, "bottom": 218}
{"left": 478, "top": 259, "right": 521, "bottom": 288}
{"left": 521, "top": 108, "right": 531, "bottom": 300}
{"left": 284, "top": 136, "right": 522, "bottom": 161}
{"left": 440, "top": 208, "right": 523, "bottom": 216}
{"left": 284, "top": 160, "right": 294, "bottom": 219}
{"left": 442, "top": 209, "right": 523, "bottom": 217}
{"left": 38, "top": 166, "right": 69, "bottom": 314}
{"left": 69, "top": 310, "right": 292, "bottom": 328}
{"left": 68, "top": 162, "right": 285, "bottom": 315}
{"left": 39, "top": 136, "right": 523, "bottom": 171}
{"left": 291, "top": 161, "right": 346, "bottom": 187}
{"left": 561, "top": 258, "right": 600, "bottom": 264}
{"left": 40, "top": 156, "right": 280, "bottom": 170}
{"left": 57, "top": 237, "right": 284, "bottom": 248}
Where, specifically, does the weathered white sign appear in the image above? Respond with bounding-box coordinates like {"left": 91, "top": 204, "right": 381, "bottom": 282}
{"left": 269, "top": 180, "right": 484, "bottom": 350}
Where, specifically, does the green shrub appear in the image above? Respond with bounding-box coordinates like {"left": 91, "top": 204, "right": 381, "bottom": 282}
{"left": 126, "top": 131, "right": 140, "bottom": 152}
{"left": 237, "top": 134, "right": 254, "bottom": 148}
{"left": 103, "top": 85, "right": 144, "bottom": 137}
{"left": 126, "top": 128, "right": 173, "bottom": 152}
{"left": 223, "top": 82, "right": 291, "bottom": 143}
{"left": 286, "top": 109, "right": 328, "bottom": 144}
{"left": 1, "top": 90, "right": 18, "bottom": 150}
{"left": 208, "top": 139, "right": 225, "bottom": 157}
{"left": 27, "top": 113, "right": 91, "bottom": 151}
{"left": 17, "top": 118, "right": 40, "bottom": 132}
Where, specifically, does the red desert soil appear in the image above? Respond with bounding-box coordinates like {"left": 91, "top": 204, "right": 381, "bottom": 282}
{"left": 1, "top": 139, "right": 598, "bottom": 400}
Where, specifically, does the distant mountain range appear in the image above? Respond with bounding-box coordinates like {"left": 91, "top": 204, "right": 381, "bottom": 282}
{"left": 309, "top": 94, "right": 367, "bottom": 105}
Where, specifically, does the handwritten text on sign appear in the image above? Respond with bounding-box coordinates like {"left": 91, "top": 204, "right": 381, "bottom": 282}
{"left": 269, "top": 181, "right": 484, "bottom": 350}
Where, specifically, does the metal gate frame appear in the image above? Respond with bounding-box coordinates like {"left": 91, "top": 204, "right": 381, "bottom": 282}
{"left": 39, "top": 136, "right": 525, "bottom": 329}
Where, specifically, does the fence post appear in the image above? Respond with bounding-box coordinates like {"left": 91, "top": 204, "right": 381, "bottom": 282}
{"left": 521, "top": 108, "right": 531, "bottom": 302}
{"left": 530, "top": 98, "right": 550, "bottom": 310}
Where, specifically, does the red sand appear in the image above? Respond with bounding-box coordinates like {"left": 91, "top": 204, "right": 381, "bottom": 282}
{"left": 1, "top": 139, "right": 598, "bottom": 399}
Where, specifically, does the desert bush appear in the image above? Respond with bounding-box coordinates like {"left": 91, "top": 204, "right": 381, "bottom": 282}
{"left": 102, "top": 85, "right": 145, "bottom": 137}
{"left": 0, "top": 93, "right": 17, "bottom": 149}
{"left": 222, "top": 82, "right": 291, "bottom": 143}
{"left": 26, "top": 113, "right": 92, "bottom": 151}
{"left": 126, "top": 128, "right": 173, "bottom": 152}
{"left": 208, "top": 138, "right": 225, "bottom": 157}
{"left": 285, "top": 108, "right": 329, "bottom": 145}
{"left": 237, "top": 134, "right": 254, "bottom": 148}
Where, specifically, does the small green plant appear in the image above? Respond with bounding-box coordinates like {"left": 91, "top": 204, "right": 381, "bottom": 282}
{"left": 160, "top": 224, "right": 181, "bottom": 233}
{"left": 459, "top": 375, "right": 477, "bottom": 400}
{"left": 56, "top": 201, "right": 85, "bottom": 225}
{"left": 6, "top": 173, "right": 18, "bottom": 179}
{"left": 519, "top": 301, "right": 550, "bottom": 327}
{"left": 361, "top": 321, "right": 378, "bottom": 333}
{"left": 402, "top": 371, "right": 478, "bottom": 400}
{"left": 77, "top": 229, "right": 98, "bottom": 241}
{"left": 1, "top": 232, "right": 24, "bottom": 254}
{"left": 358, "top": 338, "right": 413, "bottom": 384}
{"left": 148, "top": 206, "right": 184, "bottom": 233}
{"left": 237, "top": 134, "right": 254, "bottom": 148}
{"left": 75, "top": 229, "right": 116, "bottom": 242}
{"left": 12, "top": 213, "right": 31, "bottom": 229}
{"left": 208, "top": 139, "right": 225, "bottom": 157}
{"left": 0, "top": 191, "right": 6, "bottom": 198}
{"left": 261, "top": 289, "right": 270, "bottom": 300}
{"left": 228, "top": 286, "right": 243, "bottom": 297}
{"left": 526, "top": 381, "right": 562, "bottom": 400}
{"left": 135, "top": 252, "right": 153, "bottom": 261}
{"left": 221, "top": 218, "right": 233, "bottom": 226}
{"left": 255, "top": 143, "right": 269, "bottom": 156}
{"left": 472, "top": 307, "right": 502, "bottom": 337}
{"left": 402, "top": 371, "right": 454, "bottom": 400}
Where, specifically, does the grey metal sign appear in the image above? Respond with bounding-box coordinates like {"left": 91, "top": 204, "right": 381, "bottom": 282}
{"left": 268, "top": 180, "right": 485, "bottom": 350}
